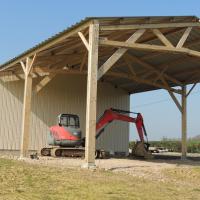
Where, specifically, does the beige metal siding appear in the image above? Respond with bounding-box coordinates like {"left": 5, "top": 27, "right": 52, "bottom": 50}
{"left": 0, "top": 74, "right": 129, "bottom": 153}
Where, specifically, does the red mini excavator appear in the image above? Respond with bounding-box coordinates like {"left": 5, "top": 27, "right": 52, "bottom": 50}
{"left": 41, "top": 108, "right": 151, "bottom": 158}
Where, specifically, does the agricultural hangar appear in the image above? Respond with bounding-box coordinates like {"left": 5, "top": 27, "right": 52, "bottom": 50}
{"left": 0, "top": 16, "right": 200, "bottom": 167}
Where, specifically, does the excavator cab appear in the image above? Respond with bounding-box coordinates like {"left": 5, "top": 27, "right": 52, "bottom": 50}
{"left": 58, "top": 114, "right": 80, "bottom": 128}
{"left": 48, "top": 114, "right": 82, "bottom": 148}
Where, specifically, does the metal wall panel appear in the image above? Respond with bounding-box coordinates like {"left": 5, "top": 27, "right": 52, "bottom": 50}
{"left": 0, "top": 74, "right": 130, "bottom": 153}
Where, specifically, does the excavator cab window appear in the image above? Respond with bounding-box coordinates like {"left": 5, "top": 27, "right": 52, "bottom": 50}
{"left": 58, "top": 114, "right": 80, "bottom": 128}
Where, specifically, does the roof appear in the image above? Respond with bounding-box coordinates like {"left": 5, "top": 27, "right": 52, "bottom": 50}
{"left": 1, "top": 16, "right": 200, "bottom": 94}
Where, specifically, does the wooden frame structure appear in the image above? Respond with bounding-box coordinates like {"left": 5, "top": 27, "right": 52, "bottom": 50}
{"left": 1, "top": 16, "right": 200, "bottom": 167}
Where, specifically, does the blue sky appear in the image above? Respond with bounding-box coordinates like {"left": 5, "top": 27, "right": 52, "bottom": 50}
{"left": 0, "top": 0, "right": 199, "bottom": 140}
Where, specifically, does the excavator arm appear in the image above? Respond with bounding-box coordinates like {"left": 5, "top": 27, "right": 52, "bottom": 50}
{"left": 96, "top": 108, "right": 148, "bottom": 143}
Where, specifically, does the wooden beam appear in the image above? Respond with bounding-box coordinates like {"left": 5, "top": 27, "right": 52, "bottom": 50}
{"left": 14, "top": 74, "right": 23, "bottom": 81}
{"left": 181, "top": 85, "right": 187, "bottom": 159}
{"left": 100, "top": 22, "right": 200, "bottom": 31}
{"left": 153, "top": 65, "right": 169, "bottom": 83}
{"left": 98, "top": 29, "right": 145, "bottom": 80}
{"left": 125, "top": 53, "right": 183, "bottom": 86}
{"left": 106, "top": 71, "right": 182, "bottom": 94}
{"left": 141, "top": 27, "right": 196, "bottom": 60}
{"left": 20, "top": 56, "right": 35, "bottom": 158}
{"left": 161, "top": 77, "right": 182, "bottom": 112}
{"left": 123, "top": 55, "right": 136, "bottom": 76}
{"left": 176, "top": 27, "right": 192, "bottom": 48}
{"left": 78, "top": 31, "right": 89, "bottom": 51}
{"left": 84, "top": 21, "right": 99, "bottom": 168}
{"left": 152, "top": 29, "right": 174, "bottom": 47}
{"left": 99, "top": 39, "right": 200, "bottom": 59}
{"left": 33, "top": 67, "right": 86, "bottom": 75}
{"left": 34, "top": 74, "right": 56, "bottom": 93}
{"left": 27, "top": 54, "right": 37, "bottom": 75}
{"left": 20, "top": 61, "right": 26, "bottom": 73}
{"left": 186, "top": 83, "right": 196, "bottom": 97}
{"left": 80, "top": 51, "right": 87, "bottom": 71}
{"left": 20, "top": 74, "right": 32, "bottom": 158}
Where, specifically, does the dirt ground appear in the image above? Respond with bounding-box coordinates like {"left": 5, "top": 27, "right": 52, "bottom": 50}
{"left": 2, "top": 153, "right": 200, "bottom": 182}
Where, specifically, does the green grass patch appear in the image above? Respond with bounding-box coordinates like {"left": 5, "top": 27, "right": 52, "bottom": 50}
{"left": 0, "top": 158, "right": 200, "bottom": 200}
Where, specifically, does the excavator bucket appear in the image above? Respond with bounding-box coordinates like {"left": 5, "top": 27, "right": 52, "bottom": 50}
{"left": 131, "top": 141, "right": 153, "bottom": 159}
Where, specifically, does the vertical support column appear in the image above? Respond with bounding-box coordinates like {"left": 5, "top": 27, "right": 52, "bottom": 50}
{"left": 181, "top": 85, "right": 187, "bottom": 159}
{"left": 83, "top": 21, "right": 99, "bottom": 168}
{"left": 20, "top": 57, "right": 35, "bottom": 158}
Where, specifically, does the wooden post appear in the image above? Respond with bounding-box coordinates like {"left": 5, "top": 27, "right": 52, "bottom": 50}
{"left": 83, "top": 21, "right": 99, "bottom": 168}
{"left": 181, "top": 85, "right": 187, "bottom": 159}
{"left": 20, "top": 57, "right": 35, "bottom": 157}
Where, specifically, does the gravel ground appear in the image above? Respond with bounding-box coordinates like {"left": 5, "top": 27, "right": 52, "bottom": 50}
{"left": 1, "top": 153, "right": 200, "bottom": 181}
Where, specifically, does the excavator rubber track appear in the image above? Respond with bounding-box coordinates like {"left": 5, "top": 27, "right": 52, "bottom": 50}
{"left": 41, "top": 147, "right": 85, "bottom": 157}
{"left": 41, "top": 147, "right": 105, "bottom": 158}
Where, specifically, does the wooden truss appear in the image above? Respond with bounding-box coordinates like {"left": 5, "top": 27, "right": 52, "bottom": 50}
{"left": 1, "top": 19, "right": 200, "bottom": 166}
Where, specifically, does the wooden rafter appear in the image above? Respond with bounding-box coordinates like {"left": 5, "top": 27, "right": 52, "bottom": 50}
{"left": 125, "top": 53, "right": 183, "bottom": 86}
{"left": 98, "top": 29, "right": 146, "bottom": 80}
{"left": 123, "top": 55, "right": 136, "bottom": 76}
{"left": 140, "top": 27, "right": 194, "bottom": 60}
{"left": 153, "top": 65, "right": 169, "bottom": 83}
{"left": 34, "top": 74, "right": 56, "bottom": 94}
{"left": 106, "top": 71, "right": 181, "bottom": 94}
{"left": 99, "top": 39, "right": 200, "bottom": 58}
{"left": 152, "top": 29, "right": 174, "bottom": 47}
{"left": 176, "top": 27, "right": 192, "bottom": 48}
{"left": 100, "top": 22, "right": 200, "bottom": 31}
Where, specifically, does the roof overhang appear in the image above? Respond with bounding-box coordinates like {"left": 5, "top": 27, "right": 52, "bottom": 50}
{"left": 1, "top": 16, "right": 200, "bottom": 94}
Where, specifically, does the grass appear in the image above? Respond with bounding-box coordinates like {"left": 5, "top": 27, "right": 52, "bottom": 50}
{"left": 0, "top": 158, "right": 200, "bottom": 200}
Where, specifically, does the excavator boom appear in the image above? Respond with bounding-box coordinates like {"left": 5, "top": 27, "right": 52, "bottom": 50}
{"left": 96, "top": 108, "right": 147, "bottom": 142}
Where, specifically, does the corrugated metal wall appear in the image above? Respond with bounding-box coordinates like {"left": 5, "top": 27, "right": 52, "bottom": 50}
{"left": 0, "top": 74, "right": 130, "bottom": 153}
